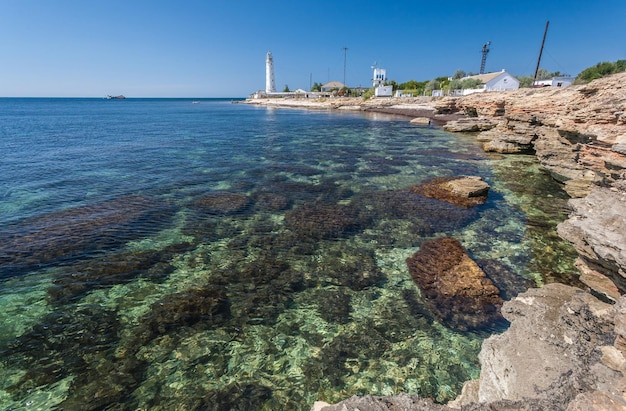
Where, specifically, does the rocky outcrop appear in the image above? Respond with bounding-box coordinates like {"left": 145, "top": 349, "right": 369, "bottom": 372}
{"left": 410, "top": 176, "right": 490, "bottom": 208}
{"left": 557, "top": 187, "right": 626, "bottom": 298}
{"left": 437, "top": 73, "right": 626, "bottom": 197}
{"left": 313, "top": 285, "right": 626, "bottom": 411}
{"left": 452, "top": 283, "right": 626, "bottom": 411}
{"left": 405, "top": 237, "right": 504, "bottom": 331}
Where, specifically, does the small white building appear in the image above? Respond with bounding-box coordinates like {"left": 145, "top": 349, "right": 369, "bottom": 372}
{"left": 462, "top": 70, "right": 520, "bottom": 94}
{"left": 534, "top": 76, "right": 575, "bottom": 88}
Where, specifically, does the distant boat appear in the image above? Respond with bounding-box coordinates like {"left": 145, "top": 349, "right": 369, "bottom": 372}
{"left": 106, "top": 95, "right": 126, "bottom": 99}
{"left": 192, "top": 100, "right": 200, "bottom": 104}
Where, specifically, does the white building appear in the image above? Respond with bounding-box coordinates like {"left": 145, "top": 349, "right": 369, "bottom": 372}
{"left": 459, "top": 70, "right": 519, "bottom": 95}
{"left": 372, "top": 67, "right": 393, "bottom": 97}
{"left": 534, "top": 76, "right": 575, "bottom": 88}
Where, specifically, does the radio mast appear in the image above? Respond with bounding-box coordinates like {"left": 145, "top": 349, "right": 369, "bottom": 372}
{"left": 480, "top": 41, "right": 491, "bottom": 74}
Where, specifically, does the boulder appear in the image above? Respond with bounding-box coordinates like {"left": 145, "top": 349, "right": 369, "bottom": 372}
{"left": 410, "top": 117, "right": 432, "bottom": 125}
{"left": 405, "top": 237, "right": 504, "bottom": 331}
{"left": 411, "top": 176, "right": 490, "bottom": 208}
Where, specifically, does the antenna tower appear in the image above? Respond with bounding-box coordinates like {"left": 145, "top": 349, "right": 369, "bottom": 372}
{"left": 480, "top": 41, "right": 491, "bottom": 74}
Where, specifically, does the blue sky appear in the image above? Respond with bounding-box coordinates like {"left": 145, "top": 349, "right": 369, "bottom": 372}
{"left": 1, "top": 0, "right": 624, "bottom": 97}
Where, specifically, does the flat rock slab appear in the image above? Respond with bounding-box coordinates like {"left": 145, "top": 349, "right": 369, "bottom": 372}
{"left": 406, "top": 237, "right": 504, "bottom": 331}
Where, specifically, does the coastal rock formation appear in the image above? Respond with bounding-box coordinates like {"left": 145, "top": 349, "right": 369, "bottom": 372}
{"left": 453, "top": 283, "right": 625, "bottom": 410}
{"left": 313, "top": 285, "right": 626, "bottom": 411}
{"left": 557, "top": 187, "right": 626, "bottom": 298}
{"left": 439, "top": 72, "right": 626, "bottom": 196}
{"left": 411, "top": 176, "right": 490, "bottom": 208}
{"left": 405, "top": 237, "right": 504, "bottom": 331}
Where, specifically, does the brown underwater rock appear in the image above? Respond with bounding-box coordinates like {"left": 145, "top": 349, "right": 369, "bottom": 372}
{"left": 411, "top": 176, "right": 490, "bottom": 208}
{"left": 193, "top": 191, "right": 251, "bottom": 215}
{"left": 0, "top": 195, "right": 174, "bottom": 277}
{"left": 406, "top": 237, "right": 504, "bottom": 331}
{"left": 284, "top": 203, "right": 368, "bottom": 239}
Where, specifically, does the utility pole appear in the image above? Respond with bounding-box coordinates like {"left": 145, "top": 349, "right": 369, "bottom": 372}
{"left": 342, "top": 47, "right": 348, "bottom": 86}
{"left": 533, "top": 21, "right": 550, "bottom": 85}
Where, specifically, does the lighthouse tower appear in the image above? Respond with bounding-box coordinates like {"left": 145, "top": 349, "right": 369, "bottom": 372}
{"left": 265, "top": 51, "right": 276, "bottom": 93}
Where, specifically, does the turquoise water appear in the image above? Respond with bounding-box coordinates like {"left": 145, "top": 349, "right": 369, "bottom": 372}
{"left": 0, "top": 98, "right": 577, "bottom": 410}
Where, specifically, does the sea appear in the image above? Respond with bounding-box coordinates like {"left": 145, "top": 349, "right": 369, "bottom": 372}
{"left": 0, "top": 97, "right": 580, "bottom": 410}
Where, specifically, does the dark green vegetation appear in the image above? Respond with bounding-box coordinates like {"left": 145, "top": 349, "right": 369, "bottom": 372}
{"left": 574, "top": 60, "right": 626, "bottom": 84}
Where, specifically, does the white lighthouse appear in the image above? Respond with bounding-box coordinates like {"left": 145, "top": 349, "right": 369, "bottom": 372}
{"left": 372, "top": 66, "right": 392, "bottom": 97}
{"left": 265, "top": 51, "right": 276, "bottom": 93}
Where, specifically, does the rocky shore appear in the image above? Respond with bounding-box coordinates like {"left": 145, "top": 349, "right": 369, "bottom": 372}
{"left": 247, "top": 72, "right": 626, "bottom": 410}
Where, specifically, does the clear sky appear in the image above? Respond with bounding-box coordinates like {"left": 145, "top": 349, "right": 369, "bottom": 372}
{"left": 1, "top": 0, "right": 624, "bottom": 97}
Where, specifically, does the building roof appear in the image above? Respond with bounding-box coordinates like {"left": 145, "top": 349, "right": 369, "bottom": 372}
{"left": 465, "top": 70, "right": 510, "bottom": 84}
{"left": 321, "top": 81, "right": 346, "bottom": 89}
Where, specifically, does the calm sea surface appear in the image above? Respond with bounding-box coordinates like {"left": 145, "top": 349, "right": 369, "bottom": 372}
{"left": 0, "top": 98, "right": 578, "bottom": 410}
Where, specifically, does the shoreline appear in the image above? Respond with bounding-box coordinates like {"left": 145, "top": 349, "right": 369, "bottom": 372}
{"left": 242, "top": 96, "right": 465, "bottom": 125}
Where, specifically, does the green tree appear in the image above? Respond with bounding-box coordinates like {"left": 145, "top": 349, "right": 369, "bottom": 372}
{"left": 311, "top": 82, "right": 322, "bottom": 92}
{"left": 425, "top": 79, "right": 439, "bottom": 92}
{"left": 283, "top": 84, "right": 291, "bottom": 92}
{"left": 362, "top": 88, "right": 375, "bottom": 100}
{"left": 516, "top": 75, "right": 534, "bottom": 88}
{"left": 452, "top": 69, "right": 466, "bottom": 80}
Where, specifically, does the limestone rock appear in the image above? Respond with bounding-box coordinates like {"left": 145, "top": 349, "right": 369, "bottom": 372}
{"left": 557, "top": 187, "right": 626, "bottom": 294}
{"left": 443, "top": 118, "right": 496, "bottom": 132}
{"left": 411, "top": 176, "right": 490, "bottom": 208}
{"left": 406, "top": 237, "right": 504, "bottom": 331}
{"left": 410, "top": 117, "right": 432, "bottom": 125}
{"left": 470, "top": 284, "right": 623, "bottom": 410}
{"left": 314, "top": 394, "right": 451, "bottom": 411}
{"left": 481, "top": 131, "right": 537, "bottom": 154}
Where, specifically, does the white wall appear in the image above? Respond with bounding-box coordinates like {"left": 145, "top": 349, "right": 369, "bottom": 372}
{"left": 486, "top": 74, "right": 519, "bottom": 91}
{"left": 375, "top": 85, "right": 393, "bottom": 97}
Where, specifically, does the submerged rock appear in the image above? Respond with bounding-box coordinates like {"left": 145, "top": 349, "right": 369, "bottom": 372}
{"left": 410, "top": 176, "right": 490, "bottom": 208}
{"left": 406, "top": 237, "right": 504, "bottom": 331}
{"left": 284, "top": 203, "right": 368, "bottom": 239}
{"left": 192, "top": 191, "right": 252, "bottom": 215}
{"left": 0, "top": 195, "right": 174, "bottom": 278}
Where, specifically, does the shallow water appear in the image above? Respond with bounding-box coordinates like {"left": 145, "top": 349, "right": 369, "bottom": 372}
{"left": 0, "top": 98, "right": 578, "bottom": 410}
